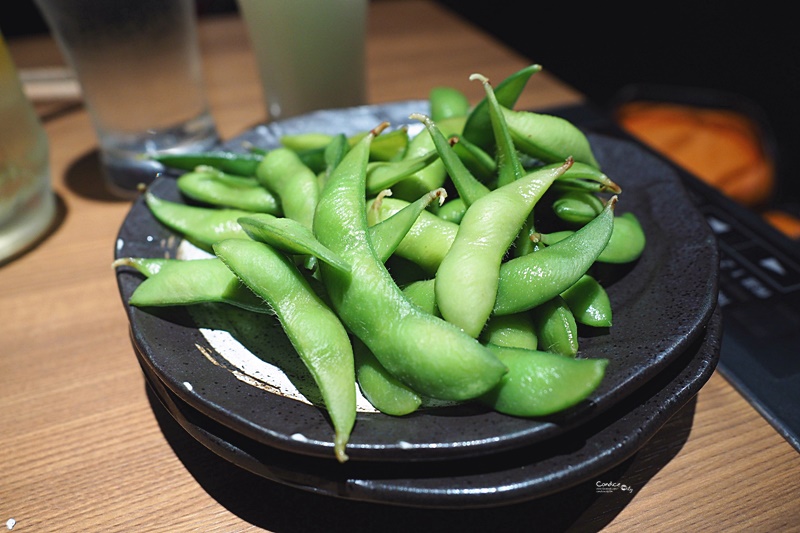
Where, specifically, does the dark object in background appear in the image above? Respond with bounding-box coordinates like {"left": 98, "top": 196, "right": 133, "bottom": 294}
{"left": 0, "top": 0, "right": 239, "bottom": 36}
{"left": 0, "top": 1, "right": 49, "bottom": 36}
{"left": 434, "top": 2, "right": 800, "bottom": 209}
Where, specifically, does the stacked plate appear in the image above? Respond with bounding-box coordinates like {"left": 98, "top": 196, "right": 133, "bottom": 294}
{"left": 114, "top": 101, "right": 721, "bottom": 509}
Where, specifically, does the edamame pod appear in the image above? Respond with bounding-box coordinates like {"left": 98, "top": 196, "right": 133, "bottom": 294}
{"left": 500, "top": 106, "right": 601, "bottom": 168}
{"left": 177, "top": 166, "right": 281, "bottom": 214}
{"left": 113, "top": 257, "right": 270, "bottom": 313}
{"left": 353, "top": 338, "right": 422, "bottom": 416}
{"left": 531, "top": 295, "right": 579, "bottom": 357}
{"left": 552, "top": 190, "right": 604, "bottom": 224}
{"left": 429, "top": 86, "right": 470, "bottom": 122}
{"left": 480, "top": 312, "right": 538, "bottom": 350}
{"left": 411, "top": 113, "right": 490, "bottom": 206}
{"left": 494, "top": 196, "right": 617, "bottom": 315}
{"left": 350, "top": 127, "right": 411, "bottom": 162}
{"left": 284, "top": 128, "right": 410, "bottom": 164}
{"left": 365, "top": 148, "right": 440, "bottom": 195}
{"left": 317, "top": 133, "right": 350, "bottom": 190}
{"left": 479, "top": 344, "right": 608, "bottom": 417}
{"left": 561, "top": 274, "right": 612, "bottom": 327}
{"left": 435, "top": 197, "right": 467, "bottom": 224}
{"left": 559, "top": 161, "right": 621, "bottom": 193}
{"left": 144, "top": 190, "right": 249, "bottom": 251}
{"left": 367, "top": 188, "right": 447, "bottom": 263}
{"left": 238, "top": 213, "right": 350, "bottom": 273}
{"left": 366, "top": 195, "right": 458, "bottom": 274}
{"left": 214, "top": 238, "right": 356, "bottom": 463}
{"left": 280, "top": 132, "right": 337, "bottom": 152}
{"left": 255, "top": 147, "right": 320, "bottom": 230}
{"left": 153, "top": 150, "right": 263, "bottom": 176}
{"left": 387, "top": 118, "right": 461, "bottom": 203}
{"left": 313, "top": 123, "right": 507, "bottom": 401}
{"left": 462, "top": 64, "right": 542, "bottom": 151}
{"left": 450, "top": 134, "right": 496, "bottom": 182}
{"left": 401, "top": 278, "right": 439, "bottom": 316}
{"left": 538, "top": 210, "right": 645, "bottom": 264}
{"left": 470, "top": 72, "right": 524, "bottom": 187}
{"left": 597, "top": 212, "right": 645, "bottom": 263}
{"left": 435, "top": 160, "right": 572, "bottom": 337}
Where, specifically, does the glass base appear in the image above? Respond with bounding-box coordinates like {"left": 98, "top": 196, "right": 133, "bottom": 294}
{"left": 99, "top": 113, "right": 220, "bottom": 199}
{"left": 0, "top": 187, "right": 56, "bottom": 264}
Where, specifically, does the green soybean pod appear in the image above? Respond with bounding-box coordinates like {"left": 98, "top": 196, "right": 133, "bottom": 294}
{"left": 470, "top": 72, "right": 524, "bottom": 187}
{"left": 401, "top": 278, "right": 439, "bottom": 316}
{"left": 462, "top": 64, "right": 542, "bottom": 151}
{"left": 387, "top": 117, "right": 461, "bottom": 203}
{"left": 238, "top": 213, "right": 351, "bottom": 273}
{"left": 559, "top": 161, "right": 621, "bottom": 193}
{"left": 500, "top": 106, "right": 601, "bottom": 168}
{"left": 366, "top": 195, "right": 458, "bottom": 275}
{"left": 255, "top": 147, "right": 320, "bottom": 230}
{"left": 367, "top": 188, "right": 447, "bottom": 263}
{"left": 353, "top": 337, "right": 422, "bottom": 416}
{"left": 435, "top": 160, "right": 572, "bottom": 337}
{"left": 480, "top": 312, "right": 538, "bottom": 350}
{"left": 372, "top": 127, "right": 411, "bottom": 161}
{"left": 351, "top": 126, "right": 411, "bottom": 162}
{"left": 435, "top": 197, "right": 467, "bottom": 224}
{"left": 561, "top": 274, "right": 612, "bottom": 328}
{"left": 391, "top": 269, "right": 587, "bottom": 334}
{"left": 597, "top": 212, "right": 646, "bottom": 263}
{"left": 494, "top": 196, "right": 617, "bottom": 316}
{"left": 450, "top": 134, "right": 497, "bottom": 182}
{"left": 538, "top": 211, "right": 645, "bottom": 265}
{"left": 365, "top": 148, "right": 440, "bottom": 195}
{"left": 214, "top": 238, "right": 356, "bottom": 463}
{"left": 313, "top": 123, "right": 507, "bottom": 402}
{"left": 552, "top": 190, "right": 604, "bottom": 225}
{"left": 388, "top": 119, "right": 462, "bottom": 202}
{"left": 144, "top": 190, "right": 250, "bottom": 252}
{"left": 280, "top": 132, "right": 336, "bottom": 152}
{"left": 479, "top": 344, "right": 608, "bottom": 417}
{"left": 531, "top": 295, "right": 579, "bottom": 357}
{"left": 113, "top": 257, "right": 271, "bottom": 314}
{"left": 429, "top": 86, "right": 470, "bottom": 122}
{"left": 153, "top": 150, "right": 263, "bottom": 176}
{"left": 411, "top": 113, "right": 490, "bottom": 207}
{"left": 317, "top": 133, "right": 350, "bottom": 190}
{"left": 177, "top": 166, "right": 281, "bottom": 214}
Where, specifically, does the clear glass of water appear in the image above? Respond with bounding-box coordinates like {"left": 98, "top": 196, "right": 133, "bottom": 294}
{"left": 33, "top": 0, "right": 220, "bottom": 198}
{"left": 0, "top": 31, "right": 56, "bottom": 264}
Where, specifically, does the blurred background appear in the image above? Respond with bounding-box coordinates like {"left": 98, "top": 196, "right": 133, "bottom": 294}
{"left": 3, "top": 0, "right": 798, "bottom": 234}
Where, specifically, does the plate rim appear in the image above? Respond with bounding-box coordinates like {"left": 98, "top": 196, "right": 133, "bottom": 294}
{"left": 138, "top": 306, "right": 722, "bottom": 508}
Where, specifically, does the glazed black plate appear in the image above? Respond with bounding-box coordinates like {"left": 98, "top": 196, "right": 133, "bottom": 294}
{"left": 115, "top": 101, "right": 719, "bottom": 462}
{"left": 138, "top": 306, "right": 721, "bottom": 509}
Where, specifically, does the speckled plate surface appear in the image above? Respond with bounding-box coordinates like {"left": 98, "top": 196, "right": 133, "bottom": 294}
{"left": 138, "top": 306, "right": 721, "bottom": 509}
{"left": 115, "top": 101, "right": 719, "bottom": 462}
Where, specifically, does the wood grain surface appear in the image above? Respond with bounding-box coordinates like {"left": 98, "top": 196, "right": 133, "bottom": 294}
{"left": 2, "top": 2, "right": 798, "bottom": 531}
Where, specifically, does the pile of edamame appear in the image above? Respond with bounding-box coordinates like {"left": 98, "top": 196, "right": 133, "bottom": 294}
{"left": 114, "top": 65, "right": 646, "bottom": 463}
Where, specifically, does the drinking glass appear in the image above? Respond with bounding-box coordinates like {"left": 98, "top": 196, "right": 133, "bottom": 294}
{"left": 33, "top": 0, "right": 220, "bottom": 198}
{"left": 235, "top": 0, "right": 368, "bottom": 121}
{"left": 0, "top": 31, "right": 56, "bottom": 263}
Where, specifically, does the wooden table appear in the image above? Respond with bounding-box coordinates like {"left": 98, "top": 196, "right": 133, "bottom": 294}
{"left": 2, "top": 2, "right": 798, "bottom": 531}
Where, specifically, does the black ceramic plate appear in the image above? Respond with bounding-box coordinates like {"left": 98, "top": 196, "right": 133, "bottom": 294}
{"left": 138, "top": 306, "right": 721, "bottom": 509}
{"left": 115, "top": 101, "right": 719, "bottom": 462}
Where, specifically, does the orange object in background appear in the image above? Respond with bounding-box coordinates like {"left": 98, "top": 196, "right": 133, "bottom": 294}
{"left": 762, "top": 209, "right": 800, "bottom": 239}
{"left": 616, "top": 100, "right": 800, "bottom": 239}
{"left": 616, "top": 101, "right": 775, "bottom": 207}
